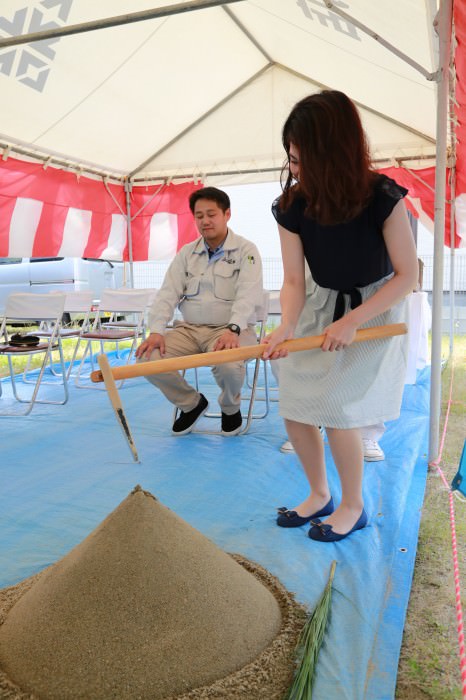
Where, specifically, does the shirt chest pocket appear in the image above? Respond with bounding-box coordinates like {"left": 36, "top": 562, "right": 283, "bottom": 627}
{"left": 184, "top": 276, "right": 200, "bottom": 297}
{"left": 213, "top": 264, "right": 239, "bottom": 301}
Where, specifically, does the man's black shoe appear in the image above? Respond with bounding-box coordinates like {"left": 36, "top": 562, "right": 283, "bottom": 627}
{"left": 221, "top": 410, "right": 242, "bottom": 436}
{"left": 172, "top": 394, "right": 208, "bottom": 435}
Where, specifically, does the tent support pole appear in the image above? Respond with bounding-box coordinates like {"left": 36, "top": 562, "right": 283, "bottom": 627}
{"left": 124, "top": 180, "right": 135, "bottom": 288}
{"left": 449, "top": 169, "right": 456, "bottom": 357}
{"left": 429, "top": 0, "right": 453, "bottom": 463}
{"left": 322, "top": 0, "right": 435, "bottom": 79}
{"left": 0, "top": 1, "right": 244, "bottom": 50}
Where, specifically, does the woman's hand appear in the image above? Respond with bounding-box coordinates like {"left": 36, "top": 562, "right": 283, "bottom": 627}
{"left": 262, "top": 324, "right": 295, "bottom": 360}
{"left": 321, "top": 317, "right": 358, "bottom": 352}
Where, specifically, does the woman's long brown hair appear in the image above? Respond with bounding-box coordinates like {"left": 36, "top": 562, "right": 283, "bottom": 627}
{"left": 280, "top": 90, "right": 377, "bottom": 226}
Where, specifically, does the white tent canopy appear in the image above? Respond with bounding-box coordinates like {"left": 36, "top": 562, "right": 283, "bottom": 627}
{"left": 0, "top": 0, "right": 439, "bottom": 183}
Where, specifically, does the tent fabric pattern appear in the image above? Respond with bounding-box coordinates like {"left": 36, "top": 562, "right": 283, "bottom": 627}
{"left": 454, "top": 0, "right": 466, "bottom": 247}
{"left": 0, "top": 157, "right": 201, "bottom": 261}
{"left": 0, "top": 156, "right": 458, "bottom": 261}
{"left": 0, "top": 156, "right": 127, "bottom": 260}
{"left": 129, "top": 180, "right": 203, "bottom": 262}
{"left": 379, "top": 165, "right": 460, "bottom": 249}
{"left": 0, "top": 1, "right": 440, "bottom": 176}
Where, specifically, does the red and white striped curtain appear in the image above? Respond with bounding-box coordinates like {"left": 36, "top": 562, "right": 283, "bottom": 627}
{"left": 454, "top": 0, "right": 466, "bottom": 249}
{"left": 380, "top": 1, "right": 466, "bottom": 249}
{"left": 379, "top": 165, "right": 459, "bottom": 248}
{"left": 0, "top": 156, "right": 202, "bottom": 261}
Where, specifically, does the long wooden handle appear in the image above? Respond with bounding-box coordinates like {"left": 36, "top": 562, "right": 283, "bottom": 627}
{"left": 90, "top": 322, "right": 407, "bottom": 383}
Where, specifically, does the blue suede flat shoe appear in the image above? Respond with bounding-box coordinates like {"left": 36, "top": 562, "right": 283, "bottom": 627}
{"left": 276, "top": 497, "right": 334, "bottom": 528}
{"left": 308, "top": 508, "right": 368, "bottom": 542}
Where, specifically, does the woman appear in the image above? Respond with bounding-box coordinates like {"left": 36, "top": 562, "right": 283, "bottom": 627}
{"left": 263, "top": 90, "right": 418, "bottom": 542}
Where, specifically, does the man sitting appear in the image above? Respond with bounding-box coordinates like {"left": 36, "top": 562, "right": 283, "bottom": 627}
{"left": 135, "top": 187, "right": 263, "bottom": 436}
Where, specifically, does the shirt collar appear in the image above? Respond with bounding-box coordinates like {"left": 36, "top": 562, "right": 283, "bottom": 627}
{"left": 204, "top": 239, "right": 225, "bottom": 258}
{"left": 194, "top": 228, "right": 236, "bottom": 256}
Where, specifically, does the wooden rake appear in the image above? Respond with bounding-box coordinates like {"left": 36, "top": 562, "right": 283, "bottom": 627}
{"left": 92, "top": 323, "right": 407, "bottom": 462}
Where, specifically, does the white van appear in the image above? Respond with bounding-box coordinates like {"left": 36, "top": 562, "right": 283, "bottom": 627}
{"left": 0, "top": 257, "right": 125, "bottom": 314}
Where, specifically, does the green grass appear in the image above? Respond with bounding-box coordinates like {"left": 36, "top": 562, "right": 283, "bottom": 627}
{"left": 396, "top": 335, "right": 466, "bottom": 699}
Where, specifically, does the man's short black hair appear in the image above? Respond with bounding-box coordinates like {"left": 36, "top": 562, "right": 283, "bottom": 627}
{"left": 189, "top": 187, "right": 230, "bottom": 214}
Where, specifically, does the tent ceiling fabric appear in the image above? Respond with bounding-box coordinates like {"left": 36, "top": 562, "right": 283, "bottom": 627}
{"left": 0, "top": 0, "right": 439, "bottom": 182}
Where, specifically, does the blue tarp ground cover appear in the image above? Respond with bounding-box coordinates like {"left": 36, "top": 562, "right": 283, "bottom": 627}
{"left": 0, "top": 357, "right": 430, "bottom": 700}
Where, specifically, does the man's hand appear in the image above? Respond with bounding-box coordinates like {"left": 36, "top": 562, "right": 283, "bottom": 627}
{"left": 213, "top": 329, "right": 241, "bottom": 351}
{"left": 135, "top": 333, "right": 166, "bottom": 360}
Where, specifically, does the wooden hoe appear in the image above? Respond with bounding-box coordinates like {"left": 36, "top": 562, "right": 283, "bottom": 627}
{"left": 92, "top": 323, "right": 407, "bottom": 462}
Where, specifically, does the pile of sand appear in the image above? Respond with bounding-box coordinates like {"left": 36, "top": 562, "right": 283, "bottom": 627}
{"left": 0, "top": 486, "right": 305, "bottom": 699}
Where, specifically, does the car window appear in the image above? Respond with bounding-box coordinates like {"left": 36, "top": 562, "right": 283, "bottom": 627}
{"left": 0, "top": 258, "right": 22, "bottom": 264}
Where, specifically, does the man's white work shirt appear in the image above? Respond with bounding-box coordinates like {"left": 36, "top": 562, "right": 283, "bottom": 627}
{"left": 148, "top": 229, "right": 263, "bottom": 335}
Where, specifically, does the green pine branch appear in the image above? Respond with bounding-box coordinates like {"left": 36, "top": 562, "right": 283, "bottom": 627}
{"left": 285, "top": 560, "right": 337, "bottom": 700}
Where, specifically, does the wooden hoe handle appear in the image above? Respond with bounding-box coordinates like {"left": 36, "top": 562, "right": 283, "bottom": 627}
{"left": 90, "top": 323, "right": 407, "bottom": 384}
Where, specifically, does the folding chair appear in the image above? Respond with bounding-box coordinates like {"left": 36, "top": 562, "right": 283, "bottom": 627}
{"left": 0, "top": 292, "right": 69, "bottom": 415}
{"left": 241, "top": 289, "right": 271, "bottom": 422}
{"left": 101, "top": 288, "right": 157, "bottom": 355}
{"left": 251, "top": 289, "right": 280, "bottom": 403}
{"left": 74, "top": 288, "right": 151, "bottom": 389}
{"left": 173, "top": 290, "right": 270, "bottom": 436}
{"left": 22, "top": 290, "right": 95, "bottom": 382}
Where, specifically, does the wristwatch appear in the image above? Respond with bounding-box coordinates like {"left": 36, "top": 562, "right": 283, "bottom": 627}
{"left": 227, "top": 323, "right": 241, "bottom": 335}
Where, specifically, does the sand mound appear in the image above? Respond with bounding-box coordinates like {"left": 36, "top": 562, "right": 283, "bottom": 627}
{"left": 0, "top": 556, "right": 307, "bottom": 700}
{"left": 0, "top": 486, "right": 282, "bottom": 699}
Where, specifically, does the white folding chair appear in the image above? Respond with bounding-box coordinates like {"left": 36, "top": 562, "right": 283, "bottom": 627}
{"left": 74, "top": 288, "right": 151, "bottom": 389}
{"left": 251, "top": 289, "right": 280, "bottom": 403}
{"left": 241, "top": 289, "right": 271, "bottom": 425}
{"left": 172, "top": 290, "right": 271, "bottom": 436}
{"left": 101, "top": 288, "right": 157, "bottom": 354}
{"left": 0, "top": 292, "right": 69, "bottom": 415}
{"left": 23, "top": 290, "right": 95, "bottom": 382}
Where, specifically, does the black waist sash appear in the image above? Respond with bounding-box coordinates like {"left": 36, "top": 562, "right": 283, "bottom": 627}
{"left": 333, "top": 288, "right": 363, "bottom": 322}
